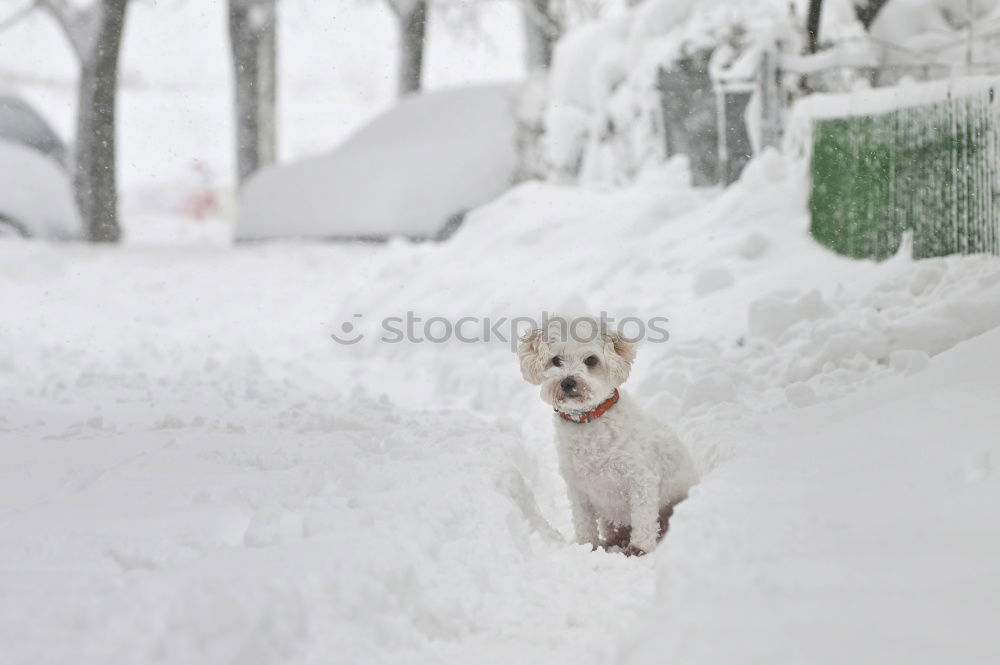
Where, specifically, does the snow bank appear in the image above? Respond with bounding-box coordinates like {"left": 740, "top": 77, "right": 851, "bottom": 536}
{"left": 235, "top": 85, "right": 519, "bottom": 241}
{"left": 627, "top": 325, "right": 1000, "bottom": 665}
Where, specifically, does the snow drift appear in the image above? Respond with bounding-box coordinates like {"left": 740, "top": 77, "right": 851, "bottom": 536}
{"left": 628, "top": 325, "right": 1000, "bottom": 665}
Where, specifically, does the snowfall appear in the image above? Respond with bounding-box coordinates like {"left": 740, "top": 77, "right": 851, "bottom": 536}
{"left": 3, "top": 1, "right": 1000, "bottom": 664}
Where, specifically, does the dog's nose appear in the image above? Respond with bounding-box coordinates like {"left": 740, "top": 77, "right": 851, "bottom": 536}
{"left": 560, "top": 377, "right": 577, "bottom": 392}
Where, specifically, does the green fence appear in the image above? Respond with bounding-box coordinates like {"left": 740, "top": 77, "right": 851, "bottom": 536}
{"left": 809, "top": 85, "right": 1000, "bottom": 260}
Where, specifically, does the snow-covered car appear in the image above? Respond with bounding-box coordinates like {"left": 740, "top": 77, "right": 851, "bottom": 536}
{"left": 0, "top": 89, "right": 83, "bottom": 239}
{"left": 235, "top": 85, "right": 519, "bottom": 242}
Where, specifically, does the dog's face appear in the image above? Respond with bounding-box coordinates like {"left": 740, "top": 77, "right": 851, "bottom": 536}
{"left": 517, "top": 318, "right": 637, "bottom": 411}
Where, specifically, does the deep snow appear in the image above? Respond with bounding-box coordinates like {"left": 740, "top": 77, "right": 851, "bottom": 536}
{"left": 630, "top": 325, "right": 1000, "bottom": 665}
{"left": 2, "top": 151, "right": 999, "bottom": 663}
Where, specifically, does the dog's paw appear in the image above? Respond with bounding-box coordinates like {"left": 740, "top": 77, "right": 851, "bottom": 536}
{"left": 624, "top": 544, "right": 647, "bottom": 557}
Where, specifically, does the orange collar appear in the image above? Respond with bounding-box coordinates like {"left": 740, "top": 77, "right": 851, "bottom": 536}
{"left": 556, "top": 389, "right": 620, "bottom": 424}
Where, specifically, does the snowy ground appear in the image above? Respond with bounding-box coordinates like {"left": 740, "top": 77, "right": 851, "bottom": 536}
{"left": 2, "top": 153, "right": 999, "bottom": 663}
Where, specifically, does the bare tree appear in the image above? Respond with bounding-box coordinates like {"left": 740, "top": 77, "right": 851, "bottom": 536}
{"left": 806, "top": 0, "right": 823, "bottom": 53}
{"left": 228, "top": 0, "right": 277, "bottom": 186}
{"left": 35, "top": 0, "right": 130, "bottom": 242}
{"left": 386, "top": 0, "right": 428, "bottom": 96}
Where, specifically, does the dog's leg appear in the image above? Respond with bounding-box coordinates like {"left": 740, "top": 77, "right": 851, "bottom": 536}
{"left": 567, "top": 487, "right": 599, "bottom": 548}
{"left": 626, "top": 482, "right": 660, "bottom": 555}
{"left": 657, "top": 503, "right": 675, "bottom": 539}
{"left": 599, "top": 518, "right": 631, "bottom": 550}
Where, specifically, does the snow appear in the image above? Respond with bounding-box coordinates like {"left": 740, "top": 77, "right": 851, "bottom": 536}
{"left": 540, "top": 0, "right": 1000, "bottom": 186}
{"left": 0, "top": 395, "right": 645, "bottom": 664}
{"left": 2, "top": 0, "right": 1000, "bottom": 660}
{"left": 548, "top": 16, "right": 632, "bottom": 112}
{"left": 2, "top": 146, "right": 1000, "bottom": 662}
{"left": 870, "top": 0, "right": 992, "bottom": 67}
{"left": 541, "top": 0, "right": 804, "bottom": 184}
{"left": 789, "top": 75, "right": 1000, "bottom": 122}
{"left": 629, "top": 326, "right": 1000, "bottom": 665}
{"left": 692, "top": 266, "right": 736, "bottom": 297}
{"left": 235, "top": 85, "right": 519, "bottom": 241}
{"left": 0, "top": 139, "right": 82, "bottom": 239}
{"left": 784, "top": 75, "right": 1000, "bottom": 164}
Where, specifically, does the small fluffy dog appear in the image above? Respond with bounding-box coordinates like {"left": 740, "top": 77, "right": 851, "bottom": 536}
{"left": 518, "top": 317, "right": 697, "bottom": 555}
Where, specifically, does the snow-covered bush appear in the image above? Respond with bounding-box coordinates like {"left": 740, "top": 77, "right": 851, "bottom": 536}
{"left": 538, "top": 0, "right": 802, "bottom": 185}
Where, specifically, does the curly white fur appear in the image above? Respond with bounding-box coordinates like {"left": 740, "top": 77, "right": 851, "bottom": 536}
{"left": 518, "top": 317, "right": 697, "bottom": 554}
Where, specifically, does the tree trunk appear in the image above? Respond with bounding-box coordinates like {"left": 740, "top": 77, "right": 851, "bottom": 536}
{"left": 522, "top": 0, "right": 554, "bottom": 71}
{"left": 228, "top": 0, "right": 278, "bottom": 186}
{"left": 76, "top": 0, "right": 129, "bottom": 243}
{"left": 397, "top": 0, "right": 427, "bottom": 96}
{"left": 806, "top": 0, "right": 823, "bottom": 53}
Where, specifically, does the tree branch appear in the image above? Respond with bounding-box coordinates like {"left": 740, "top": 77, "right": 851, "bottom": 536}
{"left": 385, "top": 0, "right": 424, "bottom": 19}
{"left": 854, "top": 0, "right": 891, "bottom": 30}
{"left": 520, "top": 0, "right": 560, "bottom": 39}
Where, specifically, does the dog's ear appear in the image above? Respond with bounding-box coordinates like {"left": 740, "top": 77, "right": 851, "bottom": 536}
{"left": 606, "top": 331, "right": 638, "bottom": 385}
{"left": 517, "top": 328, "right": 546, "bottom": 385}
{"left": 610, "top": 331, "right": 637, "bottom": 364}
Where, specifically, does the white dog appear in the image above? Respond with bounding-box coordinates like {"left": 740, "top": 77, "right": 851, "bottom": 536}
{"left": 518, "top": 317, "right": 697, "bottom": 555}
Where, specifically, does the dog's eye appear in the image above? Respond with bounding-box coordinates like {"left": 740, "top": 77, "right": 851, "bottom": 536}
{"left": 584, "top": 355, "right": 599, "bottom": 367}
{"left": 551, "top": 356, "right": 562, "bottom": 367}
